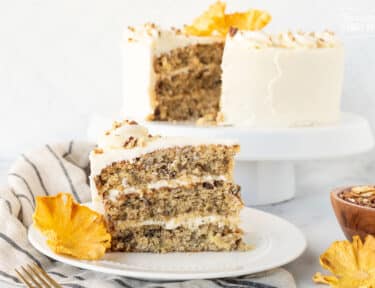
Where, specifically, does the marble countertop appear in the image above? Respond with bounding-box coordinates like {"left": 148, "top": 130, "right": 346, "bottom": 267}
{"left": 0, "top": 151, "right": 373, "bottom": 287}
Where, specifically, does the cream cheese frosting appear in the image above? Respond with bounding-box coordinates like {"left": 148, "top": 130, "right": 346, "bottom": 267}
{"left": 98, "top": 120, "right": 150, "bottom": 149}
{"left": 229, "top": 30, "right": 340, "bottom": 49}
{"left": 105, "top": 175, "right": 229, "bottom": 199}
{"left": 118, "top": 215, "right": 240, "bottom": 230}
{"left": 220, "top": 30, "right": 344, "bottom": 127}
{"left": 124, "top": 23, "right": 222, "bottom": 55}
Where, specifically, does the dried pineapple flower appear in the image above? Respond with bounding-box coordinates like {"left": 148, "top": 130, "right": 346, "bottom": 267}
{"left": 33, "top": 193, "right": 111, "bottom": 260}
{"left": 184, "top": 1, "right": 271, "bottom": 37}
{"left": 313, "top": 235, "right": 375, "bottom": 287}
{"left": 185, "top": 1, "right": 226, "bottom": 37}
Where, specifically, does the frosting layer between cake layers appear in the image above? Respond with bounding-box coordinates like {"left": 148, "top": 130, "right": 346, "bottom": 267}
{"left": 115, "top": 214, "right": 240, "bottom": 230}
{"left": 220, "top": 30, "right": 344, "bottom": 127}
{"left": 107, "top": 175, "right": 228, "bottom": 198}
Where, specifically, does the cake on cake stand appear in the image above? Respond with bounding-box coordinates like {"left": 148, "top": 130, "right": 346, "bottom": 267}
{"left": 88, "top": 112, "right": 374, "bottom": 206}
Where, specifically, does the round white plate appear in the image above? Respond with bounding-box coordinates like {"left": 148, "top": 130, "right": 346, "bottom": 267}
{"left": 28, "top": 206, "right": 306, "bottom": 280}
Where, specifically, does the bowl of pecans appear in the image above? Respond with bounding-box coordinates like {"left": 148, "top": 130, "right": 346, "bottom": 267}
{"left": 331, "top": 186, "right": 375, "bottom": 240}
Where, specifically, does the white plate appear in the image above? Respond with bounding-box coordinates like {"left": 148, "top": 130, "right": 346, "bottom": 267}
{"left": 28, "top": 206, "right": 306, "bottom": 280}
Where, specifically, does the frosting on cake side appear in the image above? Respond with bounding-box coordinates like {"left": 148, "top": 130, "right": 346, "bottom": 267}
{"left": 220, "top": 30, "right": 344, "bottom": 127}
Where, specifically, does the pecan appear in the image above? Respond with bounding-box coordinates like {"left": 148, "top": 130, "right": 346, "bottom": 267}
{"left": 229, "top": 27, "right": 238, "bottom": 37}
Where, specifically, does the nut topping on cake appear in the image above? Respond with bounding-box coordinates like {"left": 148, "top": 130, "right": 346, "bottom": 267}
{"left": 96, "top": 119, "right": 159, "bottom": 150}
{"left": 228, "top": 27, "right": 238, "bottom": 37}
{"left": 230, "top": 30, "right": 340, "bottom": 49}
{"left": 93, "top": 148, "right": 104, "bottom": 154}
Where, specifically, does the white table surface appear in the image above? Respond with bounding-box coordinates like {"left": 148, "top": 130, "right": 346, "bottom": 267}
{"left": 0, "top": 152, "right": 372, "bottom": 288}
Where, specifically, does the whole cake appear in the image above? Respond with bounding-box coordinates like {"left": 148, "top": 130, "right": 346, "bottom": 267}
{"left": 89, "top": 120, "right": 247, "bottom": 252}
{"left": 122, "top": 2, "right": 344, "bottom": 128}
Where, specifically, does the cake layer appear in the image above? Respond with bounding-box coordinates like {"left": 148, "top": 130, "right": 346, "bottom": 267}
{"left": 122, "top": 24, "right": 223, "bottom": 122}
{"left": 155, "top": 65, "right": 221, "bottom": 96}
{"left": 152, "top": 43, "right": 223, "bottom": 121}
{"left": 152, "top": 87, "right": 221, "bottom": 121}
{"left": 102, "top": 180, "right": 242, "bottom": 221}
{"left": 153, "top": 42, "right": 224, "bottom": 73}
{"left": 90, "top": 134, "right": 238, "bottom": 177}
{"left": 110, "top": 223, "right": 247, "bottom": 252}
{"left": 94, "top": 144, "right": 238, "bottom": 190}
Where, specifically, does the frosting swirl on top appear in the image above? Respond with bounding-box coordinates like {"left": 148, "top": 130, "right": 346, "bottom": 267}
{"left": 231, "top": 31, "right": 272, "bottom": 49}
{"left": 125, "top": 23, "right": 161, "bottom": 42}
{"left": 125, "top": 23, "right": 194, "bottom": 43}
{"left": 229, "top": 30, "right": 340, "bottom": 49}
{"left": 98, "top": 120, "right": 154, "bottom": 149}
{"left": 273, "top": 31, "right": 316, "bottom": 48}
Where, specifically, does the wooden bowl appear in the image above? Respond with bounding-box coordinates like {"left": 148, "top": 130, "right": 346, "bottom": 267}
{"left": 331, "top": 187, "right": 375, "bottom": 240}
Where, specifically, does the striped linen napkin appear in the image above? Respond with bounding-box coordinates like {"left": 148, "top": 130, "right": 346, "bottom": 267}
{"left": 0, "top": 141, "right": 296, "bottom": 288}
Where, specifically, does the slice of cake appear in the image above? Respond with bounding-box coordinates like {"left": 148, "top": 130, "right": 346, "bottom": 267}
{"left": 220, "top": 30, "right": 344, "bottom": 127}
{"left": 89, "top": 120, "right": 247, "bottom": 252}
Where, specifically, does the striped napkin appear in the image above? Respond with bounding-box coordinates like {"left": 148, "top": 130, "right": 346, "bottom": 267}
{"left": 0, "top": 141, "right": 296, "bottom": 288}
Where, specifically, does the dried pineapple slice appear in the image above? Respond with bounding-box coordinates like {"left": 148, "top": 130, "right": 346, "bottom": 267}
{"left": 185, "top": 1, "right": 226, "bottom": 36}
{"left": 184, "top": 1, "right": 271, "bottom": 37}
{"left": 313, "top": 235, "right": 375, "bottom": 287}
{"left": 33, "top": 193, "right": 111, "bottom": 260}
{"left": 225, "top": 10, "right": 271, "bottom": 32}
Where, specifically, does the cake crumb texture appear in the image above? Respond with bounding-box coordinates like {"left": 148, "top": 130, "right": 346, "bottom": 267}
{"left": 110, "top": 224, "right": 249, "bottom": 252}
{"left": 151, "top": 42, "right": 224, "bottom": 121}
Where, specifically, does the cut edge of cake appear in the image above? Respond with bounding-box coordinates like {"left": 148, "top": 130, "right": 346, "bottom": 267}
{"left": 89, "top": 119, "right": 249, "bottom": 252}
{"left": 122, "top": 24, "right": 344, "bottom": 128}
{"left": 122, "top": 23, "right": 224, "bottom": 124}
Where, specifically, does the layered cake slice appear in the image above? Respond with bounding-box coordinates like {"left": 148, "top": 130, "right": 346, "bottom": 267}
{"left": 89, "top": 120, "right": 248, "bottom": 252}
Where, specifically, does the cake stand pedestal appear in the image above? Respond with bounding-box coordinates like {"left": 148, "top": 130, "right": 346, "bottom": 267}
{"left": 88, "top": 112, "right": 374, "bottom": 206}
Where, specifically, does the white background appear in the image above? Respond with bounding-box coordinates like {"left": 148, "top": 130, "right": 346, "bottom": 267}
{"left": 1, "top": 0, "right": 375, "bottom": 156}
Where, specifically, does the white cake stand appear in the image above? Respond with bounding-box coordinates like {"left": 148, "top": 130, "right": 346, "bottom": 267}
{"left": 88, "top": 112, "right": 374, "bottom": 206}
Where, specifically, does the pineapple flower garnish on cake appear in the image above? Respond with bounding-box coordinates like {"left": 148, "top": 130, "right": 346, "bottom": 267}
{"left": 313, "top": 235, "right": 375, "bottom": 288}
{"left": 184, "top": 1, "right": 271, "bottom": 37}
{"left": 33, "top": 193, "right": 111, "bottom": 260}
